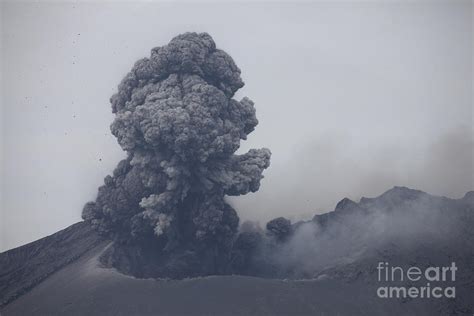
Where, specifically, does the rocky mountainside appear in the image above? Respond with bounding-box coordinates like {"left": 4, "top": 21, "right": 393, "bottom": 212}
{"left": 1, "top": 187, "right": 473, "bottom": 315}
{"left": 0, "top": 222, "right": 105, "bottom": 307}
{"left": 310, "top": 187, "right": 474, "bottom": 315}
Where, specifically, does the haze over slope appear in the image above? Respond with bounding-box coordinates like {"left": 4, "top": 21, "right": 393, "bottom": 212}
{"left": 1, "top": 187, "right": 473, "bottom": 315}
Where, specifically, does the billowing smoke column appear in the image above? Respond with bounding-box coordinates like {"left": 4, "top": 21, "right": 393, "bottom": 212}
{"left": 82, "top": 32, "right": 271, "bottom": 277}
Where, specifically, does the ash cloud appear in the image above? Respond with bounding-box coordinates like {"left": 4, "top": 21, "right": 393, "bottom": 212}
{"left": 79, "top": 32, "right": 472, "bottom": 280}
{"left": 232, "top": 126, "right": 474, "bottom": 224}
{"left": 233, "top": 187, "right": 474, "bottom": 279}
{"left": 82, "top": 33, "right": 271, "bottom": 277}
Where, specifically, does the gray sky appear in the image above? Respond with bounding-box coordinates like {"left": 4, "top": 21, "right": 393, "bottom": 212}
{"left": 1, "top": 1, "right": 472, "bottom": 251}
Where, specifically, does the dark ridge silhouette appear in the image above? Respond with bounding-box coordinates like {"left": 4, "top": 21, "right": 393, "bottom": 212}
{"left": 1, "top": 187, "right": 473, "bottom": 315}
{"left": 0, "top": 222, "right": 104, "bottom": 307}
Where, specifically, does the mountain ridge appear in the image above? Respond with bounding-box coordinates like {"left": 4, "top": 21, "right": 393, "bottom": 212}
{"left": 1, "top": 186, "right": 473, "bottom": 315}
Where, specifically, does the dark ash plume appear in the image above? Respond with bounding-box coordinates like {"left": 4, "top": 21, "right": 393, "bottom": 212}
{"left": 82, "top": 32, "right": 271, "bottom": 278}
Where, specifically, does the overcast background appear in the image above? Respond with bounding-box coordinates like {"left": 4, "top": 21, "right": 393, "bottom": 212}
{"left": 1, "top": 1, "right": 472, "bottom": 251}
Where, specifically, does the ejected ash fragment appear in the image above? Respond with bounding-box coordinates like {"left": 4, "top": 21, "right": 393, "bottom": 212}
{"left": 266, "top": 217, "right": 293, "bottom": 241}
{"left": 82, "top": 32, "right": 271, "bottom": 277}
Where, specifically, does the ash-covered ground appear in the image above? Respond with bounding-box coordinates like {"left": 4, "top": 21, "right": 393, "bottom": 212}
{"left": 1, "top": 187, "right": 474, "bottom": 315}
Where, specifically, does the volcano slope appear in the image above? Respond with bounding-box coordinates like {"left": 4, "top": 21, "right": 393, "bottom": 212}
{"left": 1, "top": 186, "right": 473, "bottom": 315}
